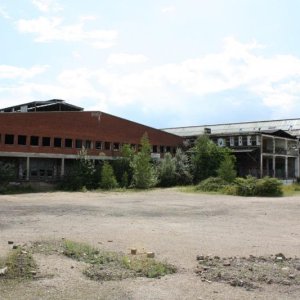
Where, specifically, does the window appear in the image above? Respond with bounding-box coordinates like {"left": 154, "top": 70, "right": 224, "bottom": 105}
{"left": 113, "top": 142, "right": 120, "bottom": 151}
{"left": 75, "top": 139, "right": 82, "bottom": 149}
{"left": 85, "top": 140, "right": 92, "bottom": 149}
{"left": 160, "top": 146, "right": 165, "bottom": 153}
{"left": 54, "top": 137, "right": 62, "bottom": 148}
{"left": 104, "top": 142, "right": 111, "bottom": 150}
{"left": 42, "top": 137, "right": 51, "bottom": 147}
{"left": 18, "top": 135, "right": 27, "bottom": 145}
{"left": 166, "top": 146, "right": 171, "bottom": 152}
{"left": 30, "top": 136, "right": 39, "bottom": 146}
{"left": 131, "top": 144, "right": 136, "bottom": 151}
{"left": 152, "top": 145, "right": 158, "bottom": 153}
{"left": 95, "top": 141, "right": 102, "bottom": 150}
{"left": 5, "top": 134, "right": 14, "bottom": 145}
{"left": 65, "top": 138, "right": 73, "bottom": 148}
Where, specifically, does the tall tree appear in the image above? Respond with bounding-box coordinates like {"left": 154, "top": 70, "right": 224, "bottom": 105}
{"left": 131, "top": 133, "right": 157, "bottom": 189}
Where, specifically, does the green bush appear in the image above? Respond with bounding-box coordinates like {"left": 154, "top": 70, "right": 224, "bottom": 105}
{"left": 100, "top": 162, "right": 118, "bottom": 190}
{"left": 234, "top": 176, "right": 258, "bottom": 196}
{"left": 234, "top": 176, "right": 283, "bottom": 197}
{"left": 217, "top": 155, "right": 237, "bottom": 183}
{"left": 256, "top": 177, "right": 283, "bottom": 196}
{"left": 221, "top": 184, "right": 237, "bottom": 195}
{"left": 196, "top": 177, "right": 228, "bottom": 192}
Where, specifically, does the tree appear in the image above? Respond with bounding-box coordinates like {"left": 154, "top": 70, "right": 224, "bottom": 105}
{"left": 174, "top": 148, "right": 192, "bottom": 185}
{"left": 158, "top": 152, "right": 176, "bottom": 187}
{"left": 191, "top": 135, "right": 232, "bottom": 183}
{"left": 100, "top": 161, "right": 118, "bottom": 189}
{"left": 217, "top": 154, "right": 237, "bottom": 183}
{"left": 131, "top": 133, "right": 157, "bottom": 189}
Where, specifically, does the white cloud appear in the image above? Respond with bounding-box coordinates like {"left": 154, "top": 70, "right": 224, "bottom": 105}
{"left": 31, "top": 0, "right": 63, "bottom": 13}
{"left": 2, "top": 38, "right": 300, "bottom": 124}
{"left": 16, "top": 17, "right": 118, "bottom": 48}
{"left": 0, "top": 65, "right": 48, "bottom": 79}
{"left": 107, "top": 53, "right": 149, "bottom": 65}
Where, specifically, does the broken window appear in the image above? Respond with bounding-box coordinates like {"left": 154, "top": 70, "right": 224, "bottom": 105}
{"left": 42, "top": 137, "right": 51, "bottom": 147}
{"left": 104, "top": 142, "right": 111, "bottom": 150}
{"left": 95, "top": 141, "right": 102, "bottom": 150}
{"left": 166, "top": 146, "right": 171, "bottom": 152}
{"left": 54, "top": 137, "right": 62, "bottom": 148}
{"left": 160, "top": 146, "right": 165, "bottom": 153}
{"left": 113, "top": 142, "right": 120, "bottom": 150}
{"left": 65, "top": 138, "right": 73, "bottom": 148}
{"left": 152, "top": 145, "right": 158, "bottom": 153}
{"left": 75, "top": 139, "right": 82, "bottom": 149}
{"left": 30, "top": 136, "right": 39, "bottom": 146}
{"left": 18, "top": 135, "right": 27, "bottom": 145}
{"left": 5, "top": 134, "right": 14, "bottom": 145}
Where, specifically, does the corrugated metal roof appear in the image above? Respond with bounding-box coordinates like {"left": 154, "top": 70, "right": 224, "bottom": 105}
{"left": 163, "top": 118, "right": 300, "bottom": 137}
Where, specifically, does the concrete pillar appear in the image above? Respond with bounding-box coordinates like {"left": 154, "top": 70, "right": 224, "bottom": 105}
{"left": 26, "top": 157, "right": 30, "bottom": 181}
{"left": 285, "top": 157, "right": 288, "bottom": 179}
{"left": 61, "top": 158, "right": 65, "bottom": 177}
{"left": 272, "top": 156, "right": 276, "bottom": 177}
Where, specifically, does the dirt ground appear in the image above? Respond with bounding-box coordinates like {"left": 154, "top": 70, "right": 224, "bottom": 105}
{"left": 0, "top": 189, "right": 300, "bottom": 300}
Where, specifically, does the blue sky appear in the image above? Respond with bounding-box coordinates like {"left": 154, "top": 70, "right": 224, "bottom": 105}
{"left": 1, "top": 0, "right": 300, "bottom": 128}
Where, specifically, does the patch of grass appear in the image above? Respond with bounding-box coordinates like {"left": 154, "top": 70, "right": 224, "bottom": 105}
{"left": 0, "top": 247, "right": 37, "bottom": 280}
{"left": 31, "top": 239, "right": 176, "bottom": 281}
{"left": 122, "top": 256, "right": 176, "bottom": 278}
{"left": 282, "top": 183, "right": 300, "bottom": 196}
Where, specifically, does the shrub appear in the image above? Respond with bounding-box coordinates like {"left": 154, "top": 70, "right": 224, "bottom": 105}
{"left": 196, "top": 177, "right": 228, "bottom": 192}
{"left": 234, "top": 176, "right": 283, "bottom": 197}
{"left": 221, "top": 184, "right": 237, "bottom": 195}
{"left": 158, "top": 152, "right": 177, "bottom": 187}
{"left": 256, "top": 177, "right": 283, "bottom": 196}
{"left": 234, "top": 176, "right": 258, "bottom": 196}
{"left": 174, "top": 148, "right": 193, "bottom": 185}
{"left": 100, "top": 162, "right": 118, "bottom": 190}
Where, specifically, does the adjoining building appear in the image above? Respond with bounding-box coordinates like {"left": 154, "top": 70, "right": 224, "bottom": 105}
{"left": 0, "top": 100, "right": 183, "bottom": 182}
{"left": 163, "top": 121, "right": 300, "bottom": 180}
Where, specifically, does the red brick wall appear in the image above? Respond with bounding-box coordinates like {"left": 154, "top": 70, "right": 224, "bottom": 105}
{"left": 0, "top": 111, "right": 183, "bottom": 156}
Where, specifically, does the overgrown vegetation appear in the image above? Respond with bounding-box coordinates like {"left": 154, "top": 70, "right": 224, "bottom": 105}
{"left": 0, "top": 247, "right": 37, "bottom": 280}
{"left": 31, "top": 239, "right": 176, "bottom": 281}
{"left": 100, "top": 161, "right": 118, "bottom": 189}
{"left": 196, "top": 176, "right": 283, "bottom": 197}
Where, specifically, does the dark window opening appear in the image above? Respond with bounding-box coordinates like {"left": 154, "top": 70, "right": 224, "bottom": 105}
{"left": 54, "top": 137, "right": 62, "bottom": 148}
{"left": 42, "top": 137, "right": 51, "bottom": 147}
{"left": 131, "top": 144, "right": 136, "bottom": 151}
{"left": 113, "top": 142, "right": 120, "bottom": 150}
{"left": 5, "top": 134, "right": 14, "bottom": 145}
{"left": 18, "top": 135, "right": 27, "bottom": 145}
{"left": 166, "top": 146, "right": 171, "bottom": 152}
{"left": 95, "top": 141, "right": 102, "bottom": 150}
{"left": 65, "top": 138, "right": 73, "bottom": 148}
{"left": 160, "top": 146, "right": 165, "bottom": 153}
{"left": 39, "top": 169, "right": 45, "bottom": 177}
{"left": 152, "top": 145, "right": 158, "bottom": 153}
{"left": 104, "top": 142, "right": 111, "bottom": 150}
{"left": 31, "top": 170, "right": 38, "bottom": 177}
{"left": 76, "top": 139, "right": 82, "bottom": 149}
{"left": 30, "top": 136, "right": 39, "bottom": 146}
{"left": 85, "top": 140, "right": 92, "bottom": 149}
{"left": 47, "top": 170, "right": 53, "bottom": 177}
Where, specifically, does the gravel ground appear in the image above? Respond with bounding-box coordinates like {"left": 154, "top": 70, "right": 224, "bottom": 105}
{"left": 0, "top": 189, "right": 300, "bottom": 299}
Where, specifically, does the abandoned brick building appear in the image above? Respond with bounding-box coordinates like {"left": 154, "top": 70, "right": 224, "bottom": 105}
{"left": 0, "top": 100, "right": 183, "bottom": 182}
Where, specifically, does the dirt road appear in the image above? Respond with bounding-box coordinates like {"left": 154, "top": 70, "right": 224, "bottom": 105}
{"left": 0, "top": 189, "right": 300, "bottom": 299}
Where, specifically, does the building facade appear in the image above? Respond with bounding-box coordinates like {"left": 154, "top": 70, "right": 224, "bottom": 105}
{"left": 0, "top": 100, "right": 183, "bottom": 182}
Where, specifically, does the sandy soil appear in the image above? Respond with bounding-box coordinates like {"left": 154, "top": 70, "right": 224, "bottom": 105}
{"left": 0, "top": 189, "right": 300, "bottom": 299}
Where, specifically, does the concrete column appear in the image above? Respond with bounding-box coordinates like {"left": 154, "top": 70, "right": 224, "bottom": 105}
{"left": 285, "top": 157, "right": 288, "bottom": 179}
{"left": 272, "top": 156, "right": 276, "bottom": 177}
{"left": 26, "top": 157, "right": 30, "bottom": 181}
{"left": 273, "top": 137, "right": 275, "bottom": 154}
{"left": 61, "top": 158, "right": 65, "bottom": 177}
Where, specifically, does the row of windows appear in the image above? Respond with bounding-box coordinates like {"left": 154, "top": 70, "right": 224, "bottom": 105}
{"left": 0, "top": 133, "right": 174, "bottom": 153}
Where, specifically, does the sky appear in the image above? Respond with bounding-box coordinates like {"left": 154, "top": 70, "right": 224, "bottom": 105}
{"left": 1, "top": 0, "right": 300, "bottom": 128}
